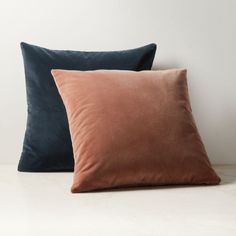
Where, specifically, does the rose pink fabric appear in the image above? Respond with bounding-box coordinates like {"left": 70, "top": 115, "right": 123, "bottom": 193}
{"left": 52, "top": 69, "right": 220, "bottom": 193}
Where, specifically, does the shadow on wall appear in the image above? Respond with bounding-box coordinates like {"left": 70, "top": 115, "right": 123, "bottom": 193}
{"left": 152, "top": 60, "right": 183, "bottom": 70}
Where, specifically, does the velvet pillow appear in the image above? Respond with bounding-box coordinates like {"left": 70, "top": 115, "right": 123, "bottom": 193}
{"left": 18, "top": 42, "right": 156, "bottom": 172}
{"left": 52, "top": 69, "right": 220, "bottom": 193}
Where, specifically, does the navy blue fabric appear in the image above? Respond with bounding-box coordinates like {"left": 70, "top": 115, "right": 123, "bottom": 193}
{"left": 18, "top": 42, "right": 157, "bottom": 172}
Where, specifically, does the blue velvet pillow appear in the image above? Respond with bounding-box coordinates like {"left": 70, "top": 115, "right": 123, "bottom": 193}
{"left": 18, "top": 42, "right": 157, "bottom": 172}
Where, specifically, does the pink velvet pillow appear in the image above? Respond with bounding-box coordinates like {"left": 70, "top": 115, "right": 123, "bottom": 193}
{"left": 52, "top": 69, "right": 220, "bottom": 193}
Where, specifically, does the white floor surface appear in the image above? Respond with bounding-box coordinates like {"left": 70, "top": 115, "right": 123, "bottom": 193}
{"left": 0, "top": 165, "right": 235, "bottom": 236}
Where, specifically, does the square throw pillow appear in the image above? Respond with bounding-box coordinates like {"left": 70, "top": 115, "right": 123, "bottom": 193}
{"left": 18, "top": 42, "right": 156, "bottom": 172}
{"left": 52, "top": 69, "right": 221, "bottom": 193}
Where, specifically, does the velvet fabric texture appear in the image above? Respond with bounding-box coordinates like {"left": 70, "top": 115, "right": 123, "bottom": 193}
{"left": 52, "top": 69, "right": 220, "bottom": 193}
{"left": 18, "top": 42, "right": 156, "bottom": 172}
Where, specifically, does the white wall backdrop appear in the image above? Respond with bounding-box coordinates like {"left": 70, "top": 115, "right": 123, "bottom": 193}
{"left": 0, "top": 0, "right": 235, "bottom": 164}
